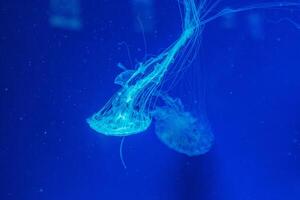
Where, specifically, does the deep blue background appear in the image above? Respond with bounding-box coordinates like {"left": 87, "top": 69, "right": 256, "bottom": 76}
{"left": 1, "top": 0, "right": 300, "bottom": 200}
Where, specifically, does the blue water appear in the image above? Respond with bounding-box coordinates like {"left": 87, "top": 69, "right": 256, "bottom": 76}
{"left": 1, "top": 0, "right": 300, "bottom": 200}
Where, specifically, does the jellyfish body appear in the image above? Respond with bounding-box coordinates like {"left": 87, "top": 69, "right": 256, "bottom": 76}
{"left": 87, "top": 0, "right": 200, "bottom": 136}
{"left": 152, "top": 94, "right": 213, "bottom": 156}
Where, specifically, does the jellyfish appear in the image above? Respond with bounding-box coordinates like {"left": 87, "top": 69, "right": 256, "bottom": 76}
{"left": 152, "top": 94, "right": 213, "bottom": 156}
{"left": 87, "top": 0, "right": 300, "bottom": 138}
{"left": 87, "top": 0, "right": 201, "bottom": 136}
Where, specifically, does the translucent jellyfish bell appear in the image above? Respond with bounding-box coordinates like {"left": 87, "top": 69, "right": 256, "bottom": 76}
{"left": 152, "top": 94, "right": 214, "bottom": 156}
{"left": 87, "top": 90, "right": 152, "bottom": 136}
{"left": 87, "top": 108, "right": 151, "bottom": 136}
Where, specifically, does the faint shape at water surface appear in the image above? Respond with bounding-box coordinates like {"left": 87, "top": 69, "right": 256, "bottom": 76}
{"left": 49, "top": 0, "right": 82, "bottom": 30}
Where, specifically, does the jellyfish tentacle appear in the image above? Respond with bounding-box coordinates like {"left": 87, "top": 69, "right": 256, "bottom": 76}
{"left": 120, "top": 137, "right": 127, "bottom": 169}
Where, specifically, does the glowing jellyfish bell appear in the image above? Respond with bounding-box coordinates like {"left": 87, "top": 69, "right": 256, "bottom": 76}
{"left": 152, "top": 94, "right": 214, "bottom": 156}
{"left": 86, "top": 81, "right": 153, "bottom": 136}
